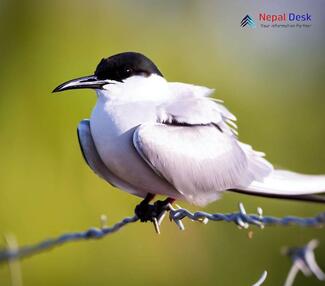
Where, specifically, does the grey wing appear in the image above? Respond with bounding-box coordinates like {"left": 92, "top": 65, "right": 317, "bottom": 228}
{"left": 133, "top": 91, "right": 272, "bottom": 206}
{"left": 77, "top": 119, "right": 141, "bottom": 195}
{"left": 133, "top": 124, "right": 251, "bottom": 206}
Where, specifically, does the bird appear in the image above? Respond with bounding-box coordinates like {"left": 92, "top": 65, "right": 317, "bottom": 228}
{"left": 53, "top": 51, "right": 325, "bottom": 222}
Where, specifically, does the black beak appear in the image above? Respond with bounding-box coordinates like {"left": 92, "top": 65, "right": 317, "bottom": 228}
{"left": 52, "top": 75, "right": 109, "bottom": 93}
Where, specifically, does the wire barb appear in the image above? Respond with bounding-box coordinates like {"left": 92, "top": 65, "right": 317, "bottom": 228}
{"left": 252, "top": 270, "right": 267, "bottom": 286}
{"left": 283, "top": 239, "right": 325, "bottom": 286}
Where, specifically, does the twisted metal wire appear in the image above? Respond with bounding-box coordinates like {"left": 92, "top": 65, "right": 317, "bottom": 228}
{"left": 0, "top": 215, "right": 138, "bottom": 262}
{"left": 168, "top": 203, "right": 325, "bottom": 230}
{"left": 0, "top": 203, "right": 324, "bottom": 263}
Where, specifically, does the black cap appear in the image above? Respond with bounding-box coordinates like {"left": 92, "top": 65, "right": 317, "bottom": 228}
{"left": 94, "top": 52, "right": 163, "bottom": 81}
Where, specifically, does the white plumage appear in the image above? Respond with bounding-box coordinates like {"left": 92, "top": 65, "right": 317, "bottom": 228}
{"left": 74, "top": 74, "right": 325, "bottom": 206}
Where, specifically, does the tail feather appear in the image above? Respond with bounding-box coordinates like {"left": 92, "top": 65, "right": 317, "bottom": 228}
{"left": 232, "top": 170, "right": 325, "bottom": 203}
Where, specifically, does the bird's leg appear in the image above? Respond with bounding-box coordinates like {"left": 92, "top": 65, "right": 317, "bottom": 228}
{"left": 135, "top": 195, "right": 175, "bottom": 223}
{"left": 154, "top": 197, "right": 175, "bottom": 212}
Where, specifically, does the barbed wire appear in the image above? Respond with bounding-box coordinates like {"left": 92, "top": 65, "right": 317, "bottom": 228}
{"left": 283, "top": 239, "right": 325, "bottom": 286}
{"left": 0, "top": 203, "right": 324, "bottom": 263}
{"left": 0, "top": 215, "right": 138, "bottom": 262}
{"left": 168, "top": 203, "right": 325, "bottom": 231}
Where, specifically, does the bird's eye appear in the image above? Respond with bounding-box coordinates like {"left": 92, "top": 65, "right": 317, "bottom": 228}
{"left": 125, "top": 68, "right": 132, "bottom": 74}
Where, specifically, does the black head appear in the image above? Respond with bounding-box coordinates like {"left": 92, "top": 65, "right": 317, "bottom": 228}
{"left": 53, "top": 52, "right": 162, "bottom": 93}
{"left": 95, "top": 52, "right": 163, "bottom": 81}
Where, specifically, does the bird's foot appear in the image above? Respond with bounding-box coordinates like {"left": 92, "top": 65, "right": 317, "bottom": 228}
{"left": 135, "top": 199, "right": 171, "bottom": 223}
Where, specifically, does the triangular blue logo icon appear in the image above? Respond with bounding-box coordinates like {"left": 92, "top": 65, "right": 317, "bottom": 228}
{"left": 241, "top": 15, "right": 256, "bottom": 28}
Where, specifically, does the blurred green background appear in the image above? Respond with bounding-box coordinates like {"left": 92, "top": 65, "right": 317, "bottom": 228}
{"left": 0, "top": 0, "right": 324, "bottom": 285}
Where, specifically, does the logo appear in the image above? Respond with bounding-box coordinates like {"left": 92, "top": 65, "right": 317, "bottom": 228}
{"left": 259, "top": 13, "right": 311, "bottom": 22}
{"left": 240, "top": 13, "right": 312, "bottom": 29}
{"left": 240, "top": 15, "right": 256, "bottom": 28}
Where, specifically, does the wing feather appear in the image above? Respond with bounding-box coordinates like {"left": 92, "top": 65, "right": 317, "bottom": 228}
{"left": 133, "top": 124, "right": 243, "bottom": 205}
{"left": 78, "top": 119, "right": 142, "bottom": 196}
{"left": 158, "top": 83, "right": 237, "bottom": 135}
{"left": 133, "top": 82, "right": 273, "bottom": 206}
{"left": 134, "top": 124, "right": 272, "bottom": 206}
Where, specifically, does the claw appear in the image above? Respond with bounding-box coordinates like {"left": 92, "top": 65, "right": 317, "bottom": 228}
{"left": 152, "top": 218, "right": 161, "bottom": 234}
{"left": 157, "top": 210, "right": 167, "bottom": 226}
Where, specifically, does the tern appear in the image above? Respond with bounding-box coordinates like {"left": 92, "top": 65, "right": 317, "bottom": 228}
{"left": 53, "top": 52, "right": 325, "bottom": 222}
